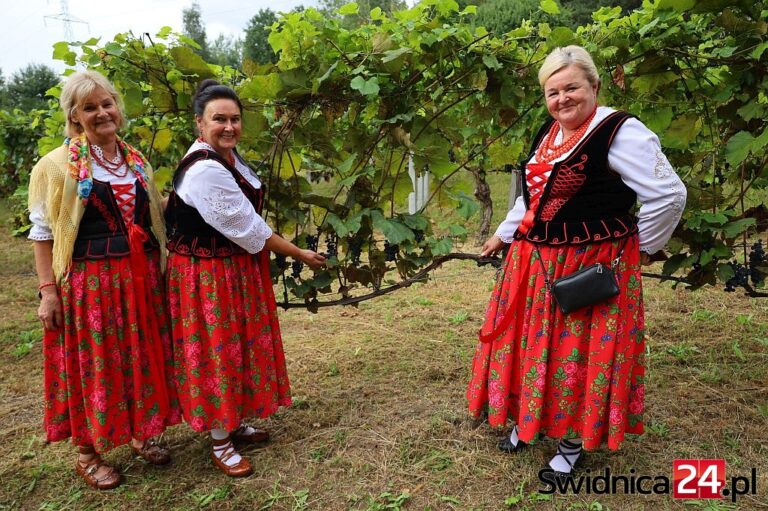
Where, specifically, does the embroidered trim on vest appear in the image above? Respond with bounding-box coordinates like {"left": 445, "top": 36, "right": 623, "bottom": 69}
{"left": 88, "top": 192, "right": 119, "bottom": 232}
{"left": 166, "top": 149, "right": 265, "bottom": 258}
{"left": 72, "top": 179, "right": 158, "bottom": 260}
{"left": 540, "top": 153, "right": 589, "bottom": 221}
{"left": 515, "top": 111, "right": 638, "bottom": 245}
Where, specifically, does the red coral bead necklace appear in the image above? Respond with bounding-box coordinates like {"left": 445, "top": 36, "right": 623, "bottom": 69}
{"left": 535, "top": 107, "right": 597, "bottom": 164}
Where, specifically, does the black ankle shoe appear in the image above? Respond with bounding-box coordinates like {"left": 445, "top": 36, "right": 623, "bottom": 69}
{"left": 497, "top": 436, "right": 527, "bottom": 453}
{"left": 548, "top": 439, "right": 585, "bottom": 480}
{"left": 497, "top": 426, "right": 527, "bottom": 453}
{"left": 551, "top": 450, "right": 585, "bottom": 482}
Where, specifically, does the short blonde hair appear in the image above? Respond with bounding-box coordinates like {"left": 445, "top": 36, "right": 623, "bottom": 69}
{"left": 538, "top": 45, "right": 600, "bottom": 89}
{"left": 60, "top": 70, "right": 124, "bottom": 138}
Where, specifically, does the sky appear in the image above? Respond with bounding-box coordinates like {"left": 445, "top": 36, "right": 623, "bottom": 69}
{"left": 0, "top": 0, "right": 315, "bottom": 77}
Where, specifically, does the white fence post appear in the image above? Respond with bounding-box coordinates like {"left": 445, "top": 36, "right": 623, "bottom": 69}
{"left": 408, "top": 153, "right": 430, "bottom": 214}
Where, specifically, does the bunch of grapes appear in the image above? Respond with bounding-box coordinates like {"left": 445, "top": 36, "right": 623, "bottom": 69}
{"left": 725, "top": 261, "right": 750, "bottom": 292}
{"left": 275, "top": 253, "right": 289, "bottom": 270}
{"left": 307, "top": 235, "right": 319, "bottom": 252}
{"left": 348, "top": 237, "right": 363, "bottom": 265}
{"left": 325, "top": 233, "right": 338, "bottom": 258}
{"left": 749, "top": 240, "right": 765, "bottom": 285}
{"left": 699, "top": 166, "right": 726, "bottom": 189}
{"left": 384, "top": 241, "right": 398, "bottom": 262}
{"left": 715, "top": 167, "right": 726, "bottom": 184}
{"left": 291, "top": 259, "right": 304, "bottom": 279}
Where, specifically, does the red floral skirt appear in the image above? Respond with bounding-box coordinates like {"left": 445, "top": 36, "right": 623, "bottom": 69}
{"left": 166, "top": 250, "right": 291, "bottom": 432}
{"left": 43, "top": 251, "right": 181, "bottom": 453}
{"left": 467, "top": 237, "right": 645, "bottom": 450}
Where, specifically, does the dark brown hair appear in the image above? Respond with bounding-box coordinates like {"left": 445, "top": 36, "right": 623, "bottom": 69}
{"left": 193, "top": 79, "right": 243, "bottom": 116}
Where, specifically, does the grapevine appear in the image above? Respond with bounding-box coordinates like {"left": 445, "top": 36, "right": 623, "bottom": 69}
{"left": 2, "top": 0, "right": 766, "bottom": 306}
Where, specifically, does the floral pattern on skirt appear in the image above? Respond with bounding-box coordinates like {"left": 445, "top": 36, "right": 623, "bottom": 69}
{"left": 467, "top": 237, "right": 645, "bottom": 450}
{"left": 43, "top": 252, "right": 181, "bottom": 453}
{"left": 166, "top": 250, "right": 291, "bottom": 432}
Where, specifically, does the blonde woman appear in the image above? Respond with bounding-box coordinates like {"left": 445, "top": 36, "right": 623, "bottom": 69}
{"left": 29, "top": 70, "right": 180, "bottom": 489}
{"left": 468, "top": 46, "right": 686, "bottom": 479}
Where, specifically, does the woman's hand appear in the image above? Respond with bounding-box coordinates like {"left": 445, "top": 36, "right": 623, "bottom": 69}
{"left": 33, "top": 240, "right": 62, "bottom": 331}
{"left": 640, "top": 252, "right": 652, "bottom": 266}
{"left": 299, "top": 249, "right": 326, "bottom": 270}
{"left": 38, "top": 291, "right": 63, "bottom": 331}
{"left": 480, "top": 235, "right": 506, "bottom": 257}
{"left": 263, "top": 234, "right": 326, "bottom": 269}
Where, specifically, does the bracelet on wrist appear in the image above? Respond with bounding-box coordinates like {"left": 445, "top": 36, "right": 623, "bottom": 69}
{"left": 38, "top": 281, "right": 57, "bottom": 299}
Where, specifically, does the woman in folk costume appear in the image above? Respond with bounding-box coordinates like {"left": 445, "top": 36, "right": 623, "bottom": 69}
{"left": 467, "top": 46, "right": 687, "bottom": 477}
{"left": 165, "top": 80, "right": 325, "bottom": 477}
{"left": 28, "top": 71, "right": 181, "bottom": 490}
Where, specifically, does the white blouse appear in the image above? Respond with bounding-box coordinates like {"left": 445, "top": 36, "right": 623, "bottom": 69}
{"left": 494, "top": 106, "right": 687, "bottom": 254}
{"left": 175, "top": 140, "right": 273, "bottom": 254}
{"left": 28, "top": 160, "right": 137, "bottom": 241}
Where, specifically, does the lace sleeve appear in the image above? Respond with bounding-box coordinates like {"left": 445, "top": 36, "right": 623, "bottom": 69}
{"left": 494, "top": 195, "right": 526, "bottom": 243}
{"left": 28, "top": 202, "right": 54, "bottom": 241}
{"left": 176, "top": 160, "right": 273, "bottom": 254}
{"left": 608, "top": 118, "right": 687, "bottom": 254}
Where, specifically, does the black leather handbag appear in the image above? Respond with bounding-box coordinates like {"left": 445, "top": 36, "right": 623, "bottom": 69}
{"left": 535, "top": 241, "right": 626, "bottom": 314}
{"left": 550, "top": 262, "right": 619, "bottom": 314}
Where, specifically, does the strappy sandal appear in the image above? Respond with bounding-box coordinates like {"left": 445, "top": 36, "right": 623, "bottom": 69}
{"left": 549, "top": 439, "right": 585, "bottom": 482}
{"left": 130, "top": 437, "right": 171, "bottom": 465}
{"left": 497, "top": 425, "right": 528, "bottom": 453}
{"left": 75, "top": 447, "right": 121, "bottom": 490}
{"left": 210, "top": 437, "right": 253, "bottom": 477}
{"left": 231, "top": 423, "right": 270, "bottom": 444}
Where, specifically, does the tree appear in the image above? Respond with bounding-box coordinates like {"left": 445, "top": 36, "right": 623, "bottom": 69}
{"left": 562, "top": 0, "right": 641, "bottom": 27}
{"left": 474, "top": 0, "right": 568, "bottom": 35}
{"left": 4, "top": 64, "right": 59, "bottom": 111}
{"left": 319, "top": 0, "right": 407, "bottom": 25}
{"left": 182, "top": 1, "right": 210, "bottom": 60}
{"left": 209, "top": 34, "right": 243, "bottom": 69}
{"left": 243, "top": 8, "right": 278, "bottom": 65}
{"left": 0, "top": 69, "right": 6, "bottom": 109}
{"left": 469, "top": 0, "right": 643, "bottom": 35}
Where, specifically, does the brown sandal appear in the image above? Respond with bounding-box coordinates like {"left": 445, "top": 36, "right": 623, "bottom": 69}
{"left": 231, "top": 423, "right": 270, "bottom": 444}
{"left": 75, "top": 447, "right": 121, "bottom": 490}
{"left": 130, "top": 437, "right": 171, "bottom": 465}
{"left": 210, "top": 437, "right": 253, "bottom": 477}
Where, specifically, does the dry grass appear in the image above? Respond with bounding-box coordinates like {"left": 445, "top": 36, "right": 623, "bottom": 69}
{"left": 1, "top": 194, "right": 767, "bottom": 511}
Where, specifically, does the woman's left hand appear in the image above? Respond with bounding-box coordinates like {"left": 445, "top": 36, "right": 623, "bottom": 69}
{"left": 480, "top": 235, "right": 505, "bottom": 257}
{"left": 299, "top": 249, "right": 326, "bottom": 270}
{"left": 640, "top": 252, "right": 651, "bottom": 266}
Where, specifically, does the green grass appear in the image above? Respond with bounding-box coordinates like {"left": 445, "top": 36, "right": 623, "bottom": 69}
{"left": 1, "top": 196, "right": 767, "bottom": 510}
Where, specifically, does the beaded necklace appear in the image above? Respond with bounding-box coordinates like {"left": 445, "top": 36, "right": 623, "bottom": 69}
{"left": 517, "top": 107, "right": 599, "bottom": 235}
{"left": 68, "top": 134, "right": 151, "bottom": 202}
{"left": 534, "top": 107, "right": 598, "bottom": 164}
{"left": 91, "top": 143, "right": 128, "bottom": 177}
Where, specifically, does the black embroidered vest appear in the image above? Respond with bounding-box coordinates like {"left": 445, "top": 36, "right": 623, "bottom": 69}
{"left": 165, "top": 149, "right": 265, "bottom": 258}
{"left": 72, "top": 179, "right": 159, "bottom": 260}
{"left": 514, "top": 111, "right": 638, "bottom": 245}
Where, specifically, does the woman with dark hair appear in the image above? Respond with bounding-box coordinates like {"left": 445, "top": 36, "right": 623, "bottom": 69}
{"left": 165, "top": 79, "right": 325, "bottom": 477}
{"left": 467, "top": 46, "right": 686, "bottom": 478}
{"left": 28, "top": 70, "right": 180, "bottom": 489}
